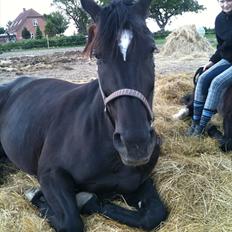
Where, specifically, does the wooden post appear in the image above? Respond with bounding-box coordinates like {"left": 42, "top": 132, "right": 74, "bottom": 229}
{"left": 46, "top": 35, "right": 50, "bottom": 49}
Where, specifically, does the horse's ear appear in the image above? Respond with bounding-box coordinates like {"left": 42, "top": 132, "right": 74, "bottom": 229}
{"left": 80, "top": 0, "right": 101, "bottom": 22}
{"left": 132, "top": 0, "right": 151, "bottom": 18}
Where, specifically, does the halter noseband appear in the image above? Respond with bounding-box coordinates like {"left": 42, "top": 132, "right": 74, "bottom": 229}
{"left": 98, "top": 78, "right": 154, "bottom": 122}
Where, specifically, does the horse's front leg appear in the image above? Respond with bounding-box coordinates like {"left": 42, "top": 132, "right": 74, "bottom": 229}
{"left": 123, "top": 178, "right": 167, "bottom": 230}
{"left": 82, "top": 178, "right": 167, "bottom": 230}
{"left": 222, "top": 116, "right": 232, "bottom": 152}
{"left": 206, "top": 124, "right": 232, "bottom": 152}
{"left": 38, "top": 168, "right": 84, "bottom": 232}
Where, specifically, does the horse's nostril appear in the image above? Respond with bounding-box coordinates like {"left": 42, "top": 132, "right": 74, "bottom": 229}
{"left": 149, "top": 129, "right": 160, "bottom": 147}
{"left": 113, "top": 132, "right": 128, "bottom": 156}
{"left": 113, "top": 132, "right": 123, "bottom": 148}
{"left": 149, "top": 129, "right": 155, "bottom": 140}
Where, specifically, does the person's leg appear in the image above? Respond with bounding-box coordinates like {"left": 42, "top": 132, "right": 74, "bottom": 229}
{"left": 187, "top": 59, "right": 231, "bottom": 135}
{"left": 193, "top": 65, "right": 232, "bottom": 136}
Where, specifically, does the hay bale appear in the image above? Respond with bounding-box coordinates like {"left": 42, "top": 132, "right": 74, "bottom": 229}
{"left": 160, "top": 25, "right": 214, "bottom": 58}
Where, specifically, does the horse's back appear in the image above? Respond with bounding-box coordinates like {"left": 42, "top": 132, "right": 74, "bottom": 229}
{"left": 0, "top": 77, "right": 85, "bottom": 174}
{"left": 0, "top": 77, "right": 34, "bottom": 109}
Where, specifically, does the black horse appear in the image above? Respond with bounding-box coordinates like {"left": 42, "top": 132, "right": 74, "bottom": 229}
{"left": 0, "top": 0, "right": 167, "bottom": 231}
{"left": 207, "top": 85, "right": 232, "bottom": 152}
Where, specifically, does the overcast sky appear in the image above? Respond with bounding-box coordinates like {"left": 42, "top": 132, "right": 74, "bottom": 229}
{"left": 0, "top": 0, "right": 221, "bottom": 35}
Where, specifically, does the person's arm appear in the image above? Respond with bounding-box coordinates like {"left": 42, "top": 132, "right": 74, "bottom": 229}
{"left": 209, "top": 34, "right": 223, "bottom": 64}
{"left": 203, "top": 61, "right": 214, "bottom": 71}
{"left": 219, "top": 32, "right": 232, "bottom": 63}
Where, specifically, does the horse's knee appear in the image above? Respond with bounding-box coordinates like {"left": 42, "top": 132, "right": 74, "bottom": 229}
{"left": 58, "top": 213, "right": 84, "bottom": 232}
{"left": 59, "top": 220, "right": 84, "bottom": 232}
{"left": 56, "top": 222, "right": 84, "bottom": 232}
{"left": 141, "top": 203, "right": 168, "bottom": 231}
{"left": 77, "top": 193, "right": 101, "bottom": 214}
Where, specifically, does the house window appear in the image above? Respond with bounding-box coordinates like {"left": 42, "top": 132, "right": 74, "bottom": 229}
{"left": 32, "top": 19, "right": 38, "bottom": 27}
{"left": 18, "top": 19, "right": 22, "bottom": 25}
{"left": 31, "top": 33, "right": 34, "bottom": 39}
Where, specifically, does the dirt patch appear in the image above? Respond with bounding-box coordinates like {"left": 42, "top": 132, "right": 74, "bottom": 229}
{"left": 0, "top": 47, "right": 209, "bottom": 82}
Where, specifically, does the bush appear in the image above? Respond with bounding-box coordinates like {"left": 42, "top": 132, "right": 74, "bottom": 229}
{"left": 204, "top": 27, "right": 215, "bottom": 35}
{"left": 22, "top": 27, "right": 31, "bottom": 39}
{"left": 36, "top": 26, "right": 43, "bottom": 39}
{"left": 153, "top": 30, "right": 171, "bottom": 39}
{"left": 0, "top": 34, "right": 86, "bottom": 52}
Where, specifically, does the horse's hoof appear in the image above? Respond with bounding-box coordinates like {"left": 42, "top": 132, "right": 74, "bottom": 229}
{"left": 24, "top": 187, "right": 41, "bottom": 202}
{"left": 76, "top": 192, "right": 95, "bottom": 209}
{"left": 172, "top": 107, "right": 189, "bottom": 120}
{"left": 219, "top": 139, "right": 232, "bottom": 152}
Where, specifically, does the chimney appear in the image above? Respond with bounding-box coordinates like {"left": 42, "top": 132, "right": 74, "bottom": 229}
{"left": 23, "top": 8, "right": 26, "bottom": 12}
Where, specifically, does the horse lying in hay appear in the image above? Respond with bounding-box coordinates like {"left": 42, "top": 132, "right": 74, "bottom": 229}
{"left": 173, "top": 67, "right": 232, "bottom": 152}
{"left": 0, "top": 0, "right": 167, "bottom": 231}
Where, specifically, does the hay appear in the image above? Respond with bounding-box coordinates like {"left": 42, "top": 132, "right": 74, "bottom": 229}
{"left": 1, "top": 73, "right": 232, "bottom": 232}
{"left": 160, "top": 25, "right": 214, "bottom": 58}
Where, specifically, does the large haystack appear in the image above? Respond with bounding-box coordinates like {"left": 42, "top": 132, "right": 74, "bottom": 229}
{"left": 160, "top": 25, "right": 214, "bottom": 58}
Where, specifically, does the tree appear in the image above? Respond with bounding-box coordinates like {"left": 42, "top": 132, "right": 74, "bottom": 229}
{"left": 0, "top": 27, "right": 5, "bottom": 34}
{"left": 6, "top": 21, "right": 12, "bottom": 29}
{"left": 22, "top": 27, "right": 31, "bottom": 39}
{"left": 150, "top": 0, "right": 205, "bottom": 31}
{"left": 45, "top": 11, "right": 69, "bottom": 37}
{"left": 35, "top": 26, "right": 43, "bottom": 39}
{"left": 98, "top": 0, "right": 205, "bottom": 32}
{"left": 52, "top": 0, "right": 89, "bottom": 34}
{"left": 45, "top": 20, "right": 57, "bottom": 37}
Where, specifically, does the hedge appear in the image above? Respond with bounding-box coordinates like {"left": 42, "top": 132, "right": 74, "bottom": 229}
{"left": 0, "top": 35, "right": 86, "bottom": 53}
{"left": 153, "top": 30, "right": 171, "bottom": 39}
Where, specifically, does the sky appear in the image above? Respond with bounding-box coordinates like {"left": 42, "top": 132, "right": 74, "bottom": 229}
{"left": 0, "top": 0, "right": 221, "bottom": 35}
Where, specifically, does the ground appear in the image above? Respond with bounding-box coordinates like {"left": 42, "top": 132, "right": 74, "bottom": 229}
{"left": 1, "top": 48, "right": 232, "bottom": 232}
{"left": 0, "top": 47, "right": 208, "bottom": 82}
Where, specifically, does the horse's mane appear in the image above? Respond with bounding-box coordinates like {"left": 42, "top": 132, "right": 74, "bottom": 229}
{"left": 82, "top": 24, "right": 97, "bottom": 58}
{"left": 95, "top": 0, "right": 133, "bottom": 57}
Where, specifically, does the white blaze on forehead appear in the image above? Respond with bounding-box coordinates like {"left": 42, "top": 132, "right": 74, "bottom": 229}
{"left": 118, "top": 30, "right": 133, "bottom": 61}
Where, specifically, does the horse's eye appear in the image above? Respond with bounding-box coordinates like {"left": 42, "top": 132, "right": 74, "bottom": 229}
{"left": 92, "top": 49, "right": 101, "bottom": 59}
{"left": 94, "top": 53, "right": 101, "bottom": 59}
{"left": 150, "top": 46, "right": 155, "bottom": 53}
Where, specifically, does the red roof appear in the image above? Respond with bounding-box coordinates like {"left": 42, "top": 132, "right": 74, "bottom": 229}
{"left": 8, "top": 8, "right": 44, "bottom": 33}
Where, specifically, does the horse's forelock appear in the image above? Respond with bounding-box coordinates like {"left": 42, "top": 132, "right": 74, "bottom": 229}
{"left": 94, "top": 1, "right": 131, "bottom": 56}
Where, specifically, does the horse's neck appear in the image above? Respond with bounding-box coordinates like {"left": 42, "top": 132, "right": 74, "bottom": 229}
{"left": 89, "top": 80, "right": 115, "bottom": 134}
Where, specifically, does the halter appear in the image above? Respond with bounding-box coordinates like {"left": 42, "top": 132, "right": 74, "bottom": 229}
{"left": 98, "top": 78, "right": 154, "bottom": 123}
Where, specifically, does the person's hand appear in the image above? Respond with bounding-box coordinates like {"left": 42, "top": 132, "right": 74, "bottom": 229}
{"left": 203, "top": 61, "right": 214, "bottom": 71}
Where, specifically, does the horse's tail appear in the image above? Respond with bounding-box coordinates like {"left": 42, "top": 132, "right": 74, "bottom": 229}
{"left": 0, "top": 76, "right": 34, "bottom": 110}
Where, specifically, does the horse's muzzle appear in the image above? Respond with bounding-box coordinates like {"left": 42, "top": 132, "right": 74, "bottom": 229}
{"left": 113, "top": 129, "right": 156, "bottom": 167}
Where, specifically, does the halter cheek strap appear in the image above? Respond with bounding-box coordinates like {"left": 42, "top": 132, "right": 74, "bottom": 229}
{"left": 98, "top": 78, "right": 154, "bottom": 122}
